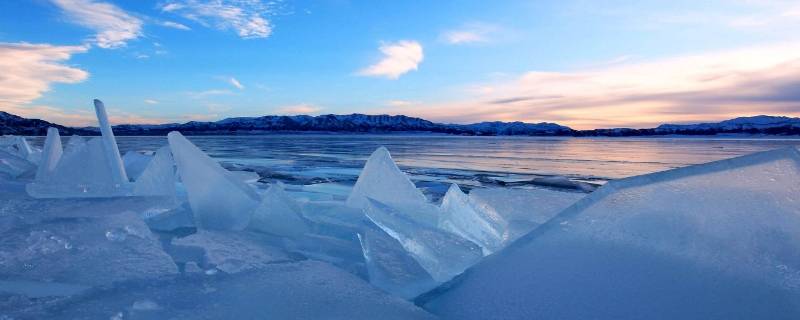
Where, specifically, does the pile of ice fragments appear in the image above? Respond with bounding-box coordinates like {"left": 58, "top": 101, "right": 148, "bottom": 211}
{"left": 2, "top": 100, "right": 800, "bottom": 319}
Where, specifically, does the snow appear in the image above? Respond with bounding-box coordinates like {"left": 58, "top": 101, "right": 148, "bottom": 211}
{"left": 249, "top": 183, "right": 310, "bottom": 238}
{"left": 420, "top": 147, "right": 800, "bottom": 320}
{"left": 364, "top": 198, "right": 483, "bottom": 283}
{"left": 168, "top": 131, "right": 259, "bottom": 230}
{"left": 439, "top": 184, "right": 504, "bottom": 254}
{"left": 35, "top": 128, "right": 62, "bottom": 181}
{"left": 346, "top": 146, "right": 427, "bottom": 208}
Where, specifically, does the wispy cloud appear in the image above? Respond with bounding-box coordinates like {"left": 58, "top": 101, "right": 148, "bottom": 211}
{"left": 359, "top": 40, "right": 423, "bottom": 79}
{"left": 386, "top": 100, "right": 417, "bottom": 107}
{"left": 440, "top": 23, "right": 500, "bottom": 45}
{"left": 228, "top": 77, "right": 244, "bottom": 90}
{"left": 160, "top": 0, "right": 273, "bottom": 39}
{"left": 187, "top": 89, "right": 235, "bottom": 99}
{"left": 159, "top": 20, "right": 191, "bottom": 30}
{"left": 387, "top": 42, "right": 800, "bottom": 129}
{"left": 50, "top": 0, "right": 143, "bottom": 49}
{"left": 0, "top": 42, "right": 89, "bottom": 114}
{"left": 144, "top": 99, "right": 159, "bottom": 104}
{"left": 276, "top": 104, "right": 322, "bottom": 115}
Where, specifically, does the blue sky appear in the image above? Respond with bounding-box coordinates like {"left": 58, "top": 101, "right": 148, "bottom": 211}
{"left": 1, "top": 0, "right": 800, "bottom": 129}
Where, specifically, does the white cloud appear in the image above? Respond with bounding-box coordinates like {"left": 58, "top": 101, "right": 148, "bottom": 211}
{"left": 187, "top": 89, "right": 235, "bottom": 99}
{"left": 50, "top": 0, "right": 143, "bottom": 49}
{"left": 0, "top": 42, "right": 89, "bottom": 113}
{"left": 228, "top": 77, "right": 244, "bottom": 90}
{"left": 359, "top": 41, "right": 423, "bottom": 79}
{"left": 386, "top": 100, "right": 417, "bottom": 107}
{"left": 276, "top": 104, "right": 322, "bottom": 115}
{"left": 144, "top": 99, "right": 159, "bottom": 104}
{"left": 160, "top": 20, "right": 191, "bottom": 30}
{"left": 160, "top": 0, "right": 273, "bottom": 39}
{"left": 441, "top": 23, "right": 500, "bottom": 45}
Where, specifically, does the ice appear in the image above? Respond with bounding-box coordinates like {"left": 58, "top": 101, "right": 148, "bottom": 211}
{"left": 420, "top": 147, "right": 800, "bottom": 320}
{"left": 0, "top": 209, "right": 177, "bottom": 288}
{"left": 364, "top": 198, "right": 483, "bottom": 282}
{"left": 39, "top": 260, "right": 436, "bottom": 320}
{"left": 93, "top": 99, "right": 128, "bottom": 184}
{"left": 229, "top": 170, "right": 261, "bottom": 183}
{"left": 35, "top": 128, "right": 63, "bottom": 181}
{"left": 469, "top": 187, "right": 584, "bottom": 242}
{"left": 439, "top": 184, "right": 504, "bottom": 254}
{"left": 168, "top": 131, "right": 259, "bottom": 230}
{"left": 249, "top": 183, "right": 310, "bottom": 238}
{"left": 122, "top": 150, "right": 153, "bottom": 181}
{"left": 0, "top": 149, "right": 35, "bottom": 179}
{"left": 0, "top": 135, "right": 40, "bottom": 163}
{"left": 65, "top": 134, "right": 86, "bottom": 151}
{"left": 171, "top": 231, "right": 292, "bottom": 274}
{"left": 358, "top": 227, "right": 439, "bottom": 299}
{"left": 26, "top": 137, "right": 134, "bottom": 198}
{"left": 133, "top": 146, "right": 176, "bottom": 197}
{"left": 346, "top": 147, "right": 427, "bottom": 208}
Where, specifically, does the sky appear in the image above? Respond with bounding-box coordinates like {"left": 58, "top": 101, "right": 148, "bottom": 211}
{"left": 1, "top": 0, "right": 800, "bottom": 129}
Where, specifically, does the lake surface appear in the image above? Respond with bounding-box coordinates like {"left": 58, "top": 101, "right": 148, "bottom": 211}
{"left": 27, "top": 135, "right": 800, "bottom": 191}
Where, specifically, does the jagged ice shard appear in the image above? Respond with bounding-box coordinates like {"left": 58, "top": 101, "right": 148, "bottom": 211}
{"left": 364, "top": 198, "right": 483, "bottom": 283}
{"left": 93, "top": 99, "right": 128, "bottom": 184}
{"left": 168, "top": 131, "right": 259, "bottom": 230}
{"left": 421, "top": 147, "right": 800, "bottom": 320}
{"left": 358, "top": 227, "right": 439, "bottom": 299}
{"left": 133, "top": 146, "right": 176, "bottom": 197}
{"left": 249, "top": 183, "right": 310, "bottom": 237}
{"left": 346, "top": 147, "right": 428, "bottom": 208}
{"left": 439, "top": 184, "right": 504, "bottom": 255}
{"left": 35, "top": 127, "right": 63, "bottom": 181}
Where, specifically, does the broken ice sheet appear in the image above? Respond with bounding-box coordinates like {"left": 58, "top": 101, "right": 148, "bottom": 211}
{"left": 469, "top": 186, "right": 584, "bottom": 242}
{"left": 0, "top": 210, "right": 177, "bottom": 288}
{"left": 439, "top": 184, "right": 505, "bottom": 254}
{"left": 358, "top": 227, "right": 438, "bottom": 299}
{"left": 171, "top": 230, "right": 292, "bottom": 274}
{"left": 346, "top": 147, "right": 427, "bottom": 209}
{"left": 168, "top": 131, "right": 259, "bottom": 230}
{"left": 249, "top": 183, "right": 310, "bottom": 238}
{"left": 421, "top": 147, "right": 800, "bottom": 320}
{"left": 364, "top": 198, "right": 483, "bottom": 283}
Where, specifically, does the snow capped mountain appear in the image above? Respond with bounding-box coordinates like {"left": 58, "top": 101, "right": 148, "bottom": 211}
{"left": 3, "top": 111, "right": 800, "bottom": 136}
{"left": 656, "top": 115, "right": 800, "bottom": 134}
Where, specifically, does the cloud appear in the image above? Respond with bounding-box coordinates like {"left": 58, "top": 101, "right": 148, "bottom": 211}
{"left": 187, "top": 89, "right": 234, "bottom": 98}
{"left": 159, "top": 20, "right": 191, "bottom": 30}
{"left": 50, "top": 0, "right": 143, "bottom": 49}
{"left": 441, "top": 23, "right": 499, "bottom": 44}
{"left": 386, "top": 100, "right": 417, "bottom": 107}
{"left": 0, "top": 42, "right": 89, "bottom": 115}
{"left": 386, "top": 42, "right": 800, "bottom": 129}
{"left": 160, "top": 0, "right": 273, "bottom": 39}
{"left": 276, "top": 104, "right": 322, "bottom": 115}
{"left": 228, "top": 77, "right": 244, "bottom": 90}
{"left": 144, "top": 99, "right": 159, "bottom": 104}
{"left": 359, "top": 41, "right": 423, "bottom": 79}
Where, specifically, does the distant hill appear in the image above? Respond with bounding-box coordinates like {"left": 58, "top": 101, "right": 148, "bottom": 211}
{"left": 3, "top": 111, "right": 800, "bottom": 136}
{"left": 0, "top": 111, "right": 88, "bottom": 136}
{"left": 78, "top": 114, "right": 574, "bottom": 136}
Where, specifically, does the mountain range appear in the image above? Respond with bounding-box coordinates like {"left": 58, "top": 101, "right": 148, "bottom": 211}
{"left": 2, "top": 111, "right": 800, "bottom": 136}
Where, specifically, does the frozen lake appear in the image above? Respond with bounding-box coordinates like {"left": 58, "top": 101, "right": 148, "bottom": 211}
{"left": 29, "top": 135, "right": 800, "bottom": 188}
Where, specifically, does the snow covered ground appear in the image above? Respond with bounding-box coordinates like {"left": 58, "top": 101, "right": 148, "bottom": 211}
{"left": 2, "top": 105, "right": 800, "bottom": 319}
